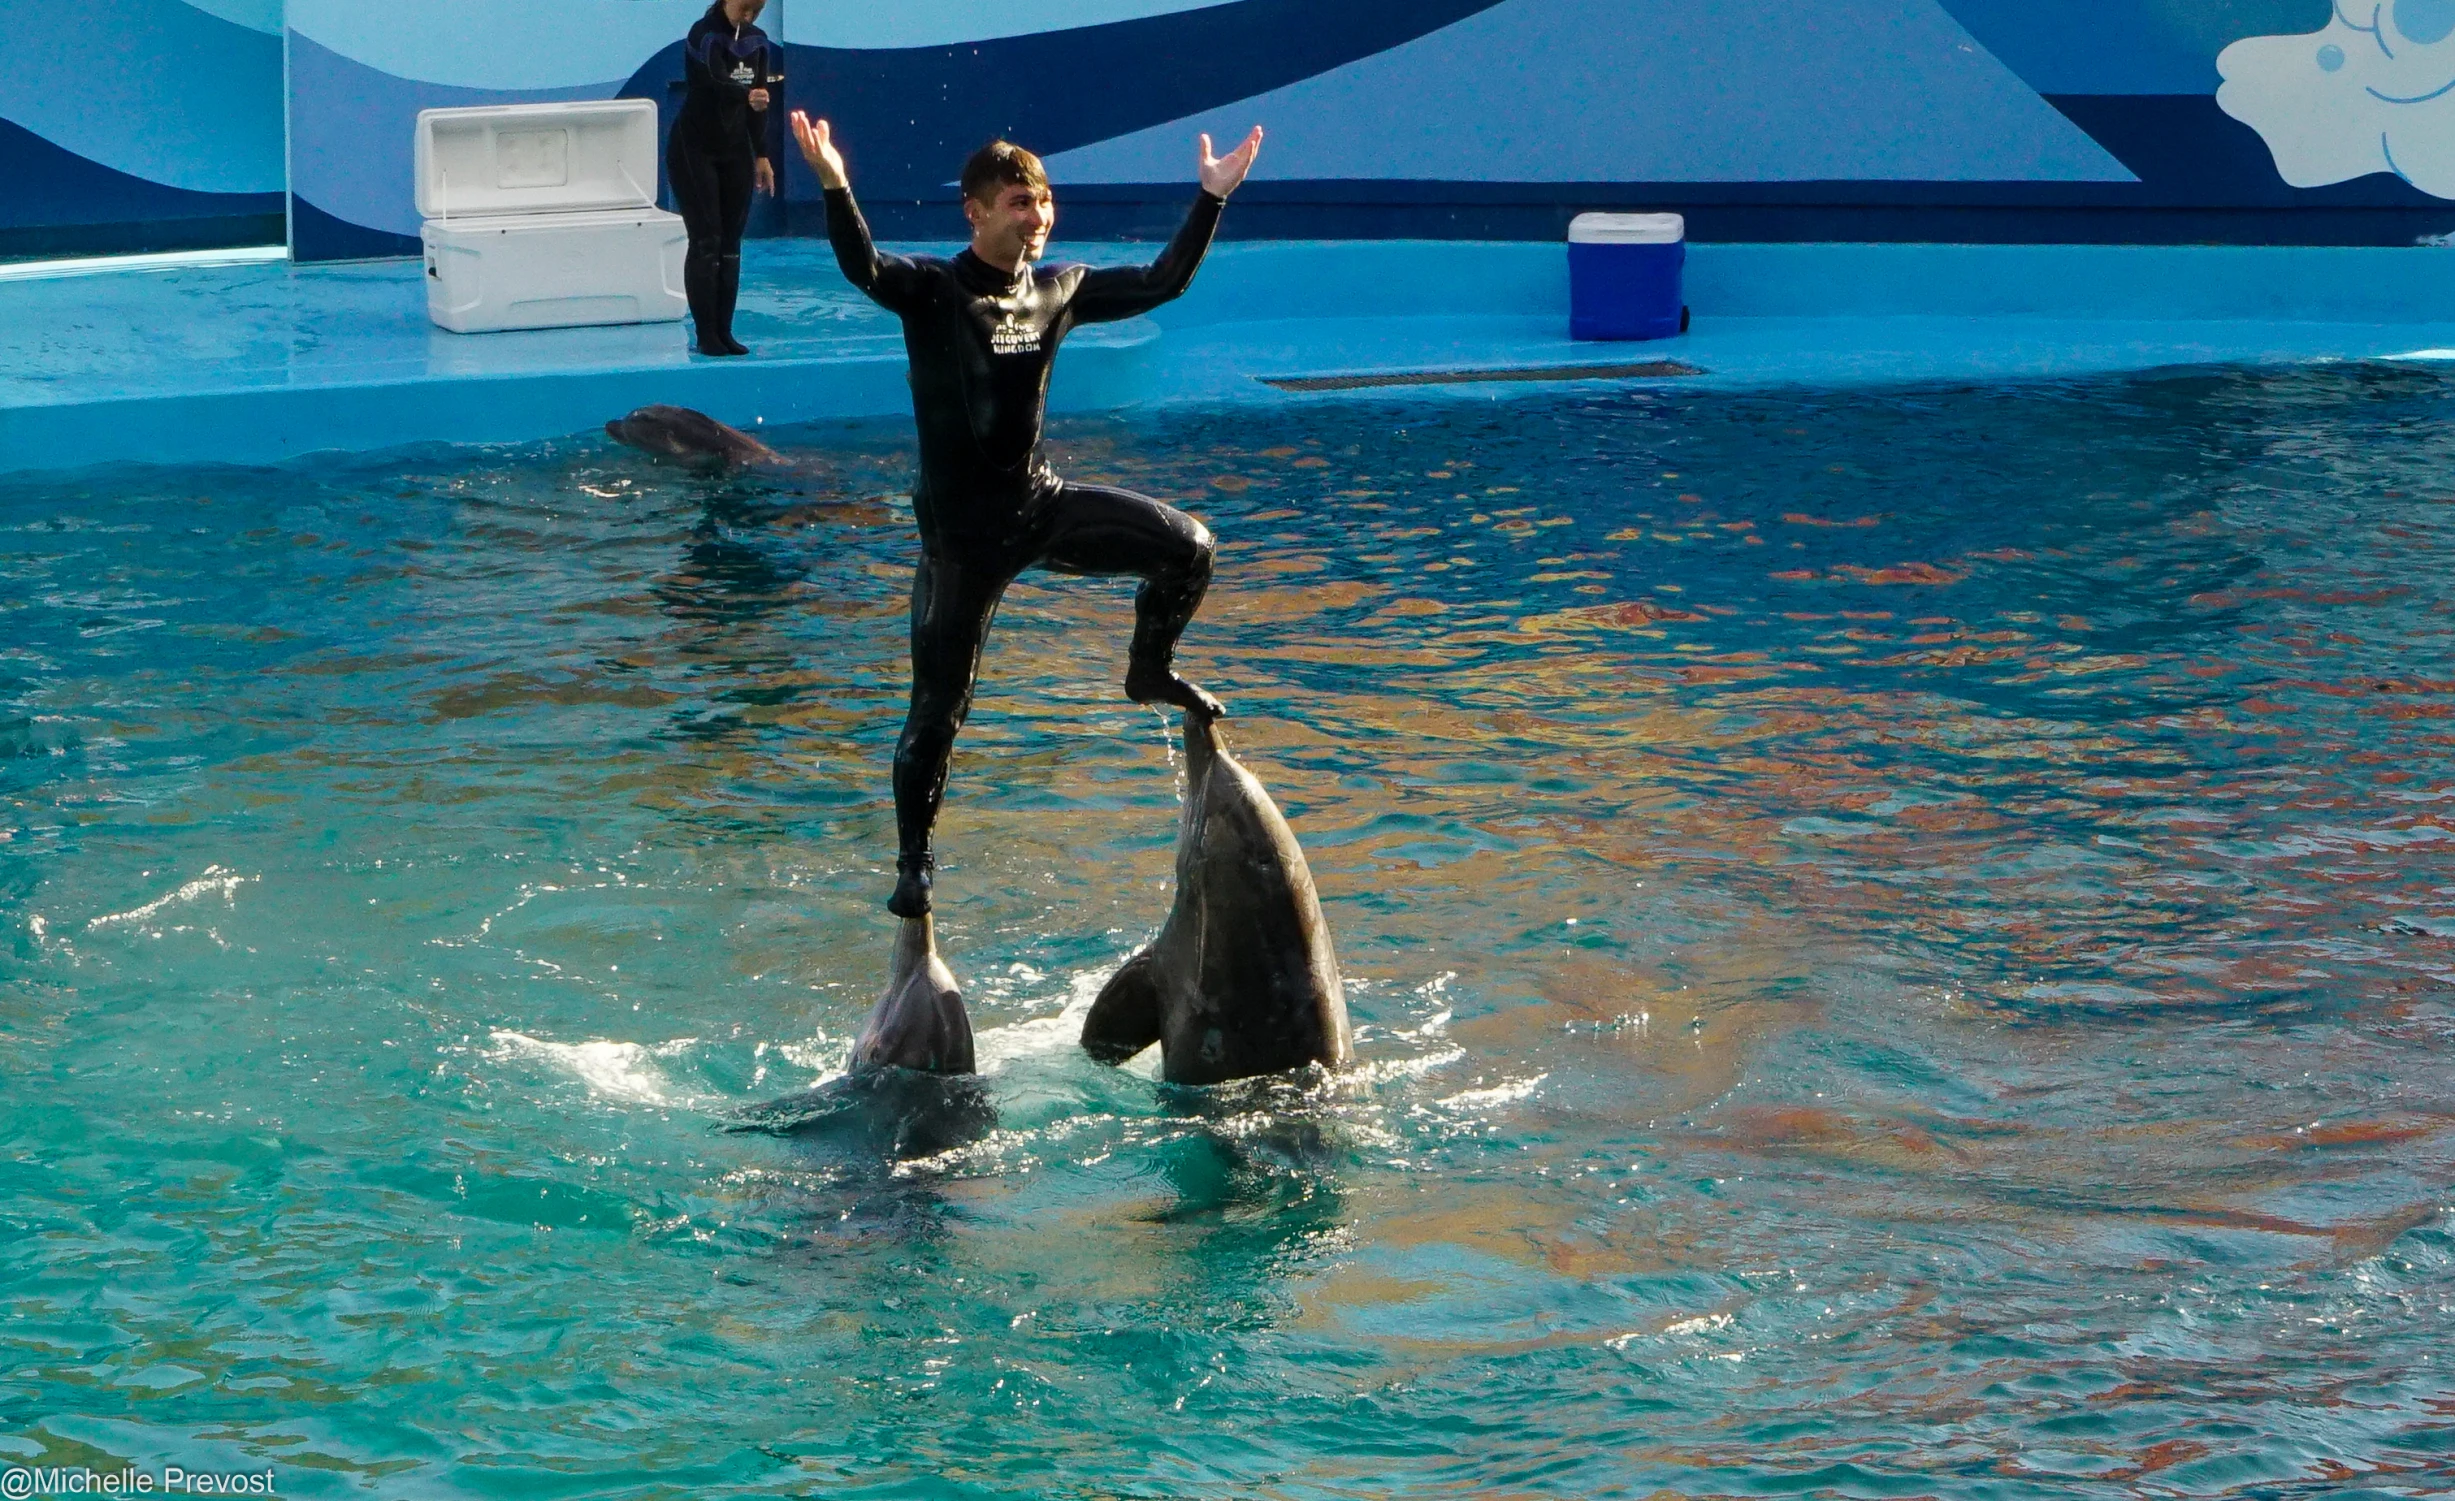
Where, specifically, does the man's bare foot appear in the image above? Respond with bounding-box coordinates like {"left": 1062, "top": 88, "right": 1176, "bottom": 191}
{"left": 1125, "top": 667, "right": 1225, "bottom": 720}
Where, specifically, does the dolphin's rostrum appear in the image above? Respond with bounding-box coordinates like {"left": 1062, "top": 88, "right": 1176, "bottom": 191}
{"left": 1082, "top": 707, "right": 1352, "bottom": 1084}
{"left": 853, "top": 915, "right": 976, "bottom": 1074}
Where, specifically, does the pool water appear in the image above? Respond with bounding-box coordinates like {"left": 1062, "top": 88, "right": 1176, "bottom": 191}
{"left": 4, "top": 364, "right": 2453, "bottom": 1499}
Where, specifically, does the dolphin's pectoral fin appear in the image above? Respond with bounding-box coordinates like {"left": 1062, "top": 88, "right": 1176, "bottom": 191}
{"left": 1082, "top": 950, "right": 1165, "bottom": 1065}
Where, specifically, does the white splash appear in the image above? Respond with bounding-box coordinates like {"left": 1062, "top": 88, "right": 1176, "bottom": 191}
{"left": 774, "top": 1034, "right": 852, "bottom": 1083}
{"left": 972, "top": 966, "right": 1115, "bottom": 1074}
{"left": 488, "top": 1029, "right": 705, "bottom": 1107}
{"left": 25, "top": 912, "right": 72, "bottom": 965}
{"left": 1438, "top": 1073, "right": 1548, "bottom": 1111}
{"left": 1351, "top": 1045, "right": 1467, "bottom": 1087}
{"left": 1608, "top": 1311, "right": 1734, "bottom": 1349}
{"left": 86, "top": 866, "right": 255, "bottom": 931}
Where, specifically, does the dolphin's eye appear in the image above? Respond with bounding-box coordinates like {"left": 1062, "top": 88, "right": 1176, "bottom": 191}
{"left": 2395, "top": 0, "right": 2455, "bottom": 45}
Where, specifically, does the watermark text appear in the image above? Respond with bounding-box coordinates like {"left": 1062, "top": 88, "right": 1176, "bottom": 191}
{"left": 2, "top": 1467, "right": 278, "bottom": 1498}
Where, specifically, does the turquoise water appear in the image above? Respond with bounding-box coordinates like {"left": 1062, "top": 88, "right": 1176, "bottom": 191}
{"left": 4, "top": 365, "right": 2453, "bottom": 1498}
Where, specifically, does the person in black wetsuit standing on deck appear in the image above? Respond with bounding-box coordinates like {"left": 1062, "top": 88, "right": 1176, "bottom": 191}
{"left": 670, "top": 0, "right": 776, "bottom": 356}
{"left": 790, "top": 110, "right": 1265, "bottom": 917}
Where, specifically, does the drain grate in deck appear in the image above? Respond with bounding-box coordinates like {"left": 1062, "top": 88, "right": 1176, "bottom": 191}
{"left": 1260, "top": 360, "right": 1703, "bottom": 392}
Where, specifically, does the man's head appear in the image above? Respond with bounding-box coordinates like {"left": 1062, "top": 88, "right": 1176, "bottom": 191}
{"left": 961, "top": 140, "right": 1054, "bottom": 271}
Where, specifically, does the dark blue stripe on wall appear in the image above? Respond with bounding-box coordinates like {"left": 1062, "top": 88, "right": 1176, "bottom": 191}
{"left": 2041, "top": 94, "right": 2441, "bottom": 207}
{"left": 798, "top": 95, "right": 2455, "bottom": 246}
{"left": 1934, "top": 0, "right": 2330, "bottom": 95}
{"left": 290, "top": 195, "right": 421, "bottom": 264}
{"left": 802, "top": 190, "right": 2455, "bottom": 247}
{"left": 0, "top": 113, "right": 282, "bottom": 260}
{"left": 723, "top": 0, "right": 1509, "bottom": 199}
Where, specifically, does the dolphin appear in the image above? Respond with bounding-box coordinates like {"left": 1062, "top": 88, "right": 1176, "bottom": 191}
{"left": 728, "top": 1065, "right": 995, "bottom": 1163}
{"left": 604, "top": 404, "right": 780, "bottom": 467}
{"left": 852, "top": 915, "right": 976, "bottom": 1074}
{"left": 1081, "top": 708, "right": 1352, "bottom": 1085}
{"left": 722, "top": 917, "right": 985, "bottom": 1179}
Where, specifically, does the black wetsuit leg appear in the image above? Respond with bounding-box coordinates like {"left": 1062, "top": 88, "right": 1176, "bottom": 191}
{"left": 890, "top": 542, "right": 1023, "bottom": 916}
{"left": 668, "top": 129, "right": 754, "bottom": 355}
{"left": 885, "top": 481, "right": 1216, "bottom": 916}
{"left": 711, "top": 160, "right": 754, "bottom": 354}
{"left": 1034, "top": 482, "right": 1218, "bottom": 712}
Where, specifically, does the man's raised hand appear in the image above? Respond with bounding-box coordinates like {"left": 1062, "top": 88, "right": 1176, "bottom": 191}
{"left": 1197, "top": 126, "right": 1264, "bottom": 198}
{"left": 792, "top": 111, "right": 848, "bottom": 190}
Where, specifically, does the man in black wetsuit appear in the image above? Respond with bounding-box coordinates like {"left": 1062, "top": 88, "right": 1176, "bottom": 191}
{"left": 790, "top": 111, "right": 1264, "bottom": 917}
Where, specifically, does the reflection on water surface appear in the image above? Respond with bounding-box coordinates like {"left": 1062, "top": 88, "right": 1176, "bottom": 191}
{"left": 2, "top": 365, "right": 2452, "bottom": 1497}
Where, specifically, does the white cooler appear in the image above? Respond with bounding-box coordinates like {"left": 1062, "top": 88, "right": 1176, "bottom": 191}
{"left": 416, "top": 99, "right": 688, "bottom": 334}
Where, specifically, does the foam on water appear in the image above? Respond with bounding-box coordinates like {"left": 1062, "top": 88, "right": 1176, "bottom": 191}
{"left": 486, "top": 1029, "right": 712, "bottom": 1109}
{"left": 83, "top": 864, "right": 254, "bottom": 934}
{"left": 970, "top": 963, "right": 1117, "bottom": 1075}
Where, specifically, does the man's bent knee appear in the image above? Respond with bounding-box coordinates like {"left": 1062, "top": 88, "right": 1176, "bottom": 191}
{"left": 1163, "top": 522, "right": 1215, "bottom": 590}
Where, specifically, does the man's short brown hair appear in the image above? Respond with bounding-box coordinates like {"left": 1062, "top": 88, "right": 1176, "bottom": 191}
{"left": 960, "top": 140, "right": 1050, "bottom": 206}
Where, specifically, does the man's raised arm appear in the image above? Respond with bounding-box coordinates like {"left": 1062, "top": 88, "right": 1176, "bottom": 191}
{"left": 1072, "top": 127, "right": 1262, "bottom": 325}
{"left": 792, "top": 112, "right": 928, "bottom": 313}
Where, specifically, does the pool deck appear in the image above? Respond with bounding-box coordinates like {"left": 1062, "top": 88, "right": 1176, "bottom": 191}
{"left": 7, "top": 238, "right": 2455, "bottom": 474}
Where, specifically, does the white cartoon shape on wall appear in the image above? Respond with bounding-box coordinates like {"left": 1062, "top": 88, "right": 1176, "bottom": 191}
{"left": 2219, "top": 0, "right": 2455, "bottom": 197}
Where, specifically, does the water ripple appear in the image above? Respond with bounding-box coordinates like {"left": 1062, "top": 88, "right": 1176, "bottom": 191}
{"left": 1, "top": 365, "right": 2452, "bottom": 1496}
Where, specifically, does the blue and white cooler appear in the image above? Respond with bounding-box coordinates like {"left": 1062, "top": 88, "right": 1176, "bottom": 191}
{"left": 1568, "top": 212, "right": 1686, "bottom": 341}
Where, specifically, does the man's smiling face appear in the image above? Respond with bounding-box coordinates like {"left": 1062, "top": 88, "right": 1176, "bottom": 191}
{"left": 968, "top": 182, "right": 1056, "bottom": 269}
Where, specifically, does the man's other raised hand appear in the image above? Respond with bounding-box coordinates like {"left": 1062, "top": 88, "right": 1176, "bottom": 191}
{"left": 792, "top": 112, "right": 848, "bottom": 190}
{"left": 1197, "top": 127, "right": 1264, "bottom": 198}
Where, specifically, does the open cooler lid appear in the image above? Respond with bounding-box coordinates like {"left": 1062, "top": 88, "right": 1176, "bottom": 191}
{"left": 415, "top": 99, "right": 661, "bottom": 220}
{"left": 1569, "top": 212, "right": 1685, "bottom": 244}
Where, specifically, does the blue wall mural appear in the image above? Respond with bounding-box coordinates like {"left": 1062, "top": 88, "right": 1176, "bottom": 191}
{"left": 2218, "top": 0, "right": 2455, "bottom": 197}
{"left": 285, "top": 0, "right": 730, "bottom": 261}
{"left": 0, "top": 0, "right": 285, "bottom": 260}
{"left": 264, "top": 0, "right": 2455, "bottom": 260}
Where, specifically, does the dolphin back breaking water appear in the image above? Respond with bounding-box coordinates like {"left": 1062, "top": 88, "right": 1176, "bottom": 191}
{"left": 1082, "top": 709, "right": 1351, "bottom": 1084}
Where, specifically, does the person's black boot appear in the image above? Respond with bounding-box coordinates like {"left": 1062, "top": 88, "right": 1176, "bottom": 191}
{"left": 712, "top": 254, "right": 750, "bottom": 356}
{"left": 685, "top": 248, "right": 732, "bottom": 356}
{"left": 887, "top": 850, "right": 934, "bottom": 918}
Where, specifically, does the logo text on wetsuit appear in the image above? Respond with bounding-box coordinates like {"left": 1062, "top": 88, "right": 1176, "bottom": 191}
{"left": 989, "top": 312, "right": 1041, "bottom": 355}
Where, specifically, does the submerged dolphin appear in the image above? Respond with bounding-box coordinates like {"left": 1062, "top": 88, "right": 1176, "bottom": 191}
{"left": 853, "top": 915, "right": 976, "bottom": 1074}
{"left": 604, "top": 404, "right": 780, "bottom": 467}
{"left": 1081, "top": 708, "right": 1352, "bottom": 1085}
{"left": 723, "top": 918, "right": 986, "bottom": 1177}
{"left": 729, "top": 1065, "right": 996, "bottom": 1164}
